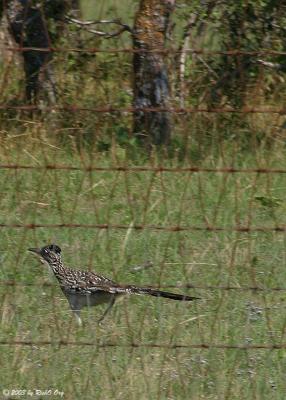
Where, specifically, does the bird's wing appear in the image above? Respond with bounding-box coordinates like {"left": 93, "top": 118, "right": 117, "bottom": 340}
{"left": 59, "top": 268, "right": 118, "bottom": 294}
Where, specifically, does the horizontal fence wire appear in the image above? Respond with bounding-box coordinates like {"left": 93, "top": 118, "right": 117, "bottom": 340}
{"left": 0, "top": 165, "right": 286, "bottom": 174}
{"left": 0, "top": 341, "right": 284, "bottom": 349}
{"left": 1, "top": 105, "right": 286, "bottom": 113}
{"left": 0, "top": 223, "right": 285, "bottom": 232}
{"left": 4, "top": 46, "right": 286, "bottom": 56}
{"left": 1, "top": 281, "right": 286, "bottom": 291}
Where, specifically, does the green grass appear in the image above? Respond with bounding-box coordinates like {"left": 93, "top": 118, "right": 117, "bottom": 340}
{"left": 1, "top": 136, "right": 286, "bottom": 399}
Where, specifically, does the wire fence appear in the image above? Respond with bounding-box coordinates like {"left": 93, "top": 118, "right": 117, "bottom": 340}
{"left": 1, "top": 341, "right": 286, "bottom": 350}
{"left": 1, "top": 222, "right": 286, "bottom": 232}
{"left": 1, "top": 280, "right": 286, "bottom": 292}
{"left": 3, "top": 45, "right": 286, "bottom": 55}
{"left": 2, "top": 105, "right": 286, "bottom": 113}
{"left": 1, "top": 165, "right": 286, "bottom": 173}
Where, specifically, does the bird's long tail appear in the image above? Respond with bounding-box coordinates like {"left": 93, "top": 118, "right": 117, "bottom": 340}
{"left": 115, "top": 285, "right": 200, "bottom": 301}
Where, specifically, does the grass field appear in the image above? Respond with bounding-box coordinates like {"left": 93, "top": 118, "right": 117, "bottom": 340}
{"left": 1, "top": 135, "right": 286, "bottom": 399}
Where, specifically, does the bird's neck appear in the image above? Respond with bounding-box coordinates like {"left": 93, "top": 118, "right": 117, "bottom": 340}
{"left": 47, "top": 258, "right": 66, "bottom": 278}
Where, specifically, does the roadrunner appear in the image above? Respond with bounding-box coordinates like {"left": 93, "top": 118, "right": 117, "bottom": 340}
{"left": 28, "top": 244, "right": 200, "bottom": 326}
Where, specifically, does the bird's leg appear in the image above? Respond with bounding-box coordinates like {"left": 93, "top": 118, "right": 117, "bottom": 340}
{"left": 73, "top": 309, "right": 83, "bottom": 327}
{"left": 98, "top": 296, "right": 116, "bottom": 324}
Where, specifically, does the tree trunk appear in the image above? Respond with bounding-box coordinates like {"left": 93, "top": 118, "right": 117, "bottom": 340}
{"left": 5, "top": 1, "right": 53, "bottom": 103}
{"left": 3, "top": 1, "right": 78, "bottom": 104}
{"left": 133, "top": 0, "right": 175, "bottom": 147}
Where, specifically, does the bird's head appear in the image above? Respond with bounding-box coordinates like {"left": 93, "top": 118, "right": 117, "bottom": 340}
{"left": 28, "top": 244, "right": 62, "bottom": 265}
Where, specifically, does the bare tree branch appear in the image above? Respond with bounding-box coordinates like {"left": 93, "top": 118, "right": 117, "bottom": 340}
{"left": 177, "top": 2, "right": 219, "bottom": 107}
{"left": 257, "top": 59, "right": 286, "bottom": 71}
{"left": 178, "top": 13, "right": 199, "bottom": 107}
{"left": 65, "top": 16, "right": 132, "bottom": 38}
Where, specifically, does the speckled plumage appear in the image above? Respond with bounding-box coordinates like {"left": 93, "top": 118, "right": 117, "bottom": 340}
{"left": 28, "top": 244, "right": 200, "bottom": 326}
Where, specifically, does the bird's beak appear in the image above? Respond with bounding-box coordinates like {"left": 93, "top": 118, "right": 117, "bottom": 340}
{"left": 28, "top": 247, "right": 42, "bottom": 255}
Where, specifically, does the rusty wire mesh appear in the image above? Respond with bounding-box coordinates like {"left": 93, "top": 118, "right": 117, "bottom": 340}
{"left": 1, "top": 2, "right": 286, "bottom": 399}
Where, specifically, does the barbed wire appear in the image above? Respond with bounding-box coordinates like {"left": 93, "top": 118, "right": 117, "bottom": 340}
{"left": 1, "top": 281, "right": 286, "bottom": 291}
{"left": 4, "top": 46, "right": 286, "bottom": 56}
{"left": 0, "top": 340, "right": 284, "bottom": 349}
{"left": 0, "top": 222, "right": 285, "bottom": 232}
{"left": 0, "top": 165, "right": 285, "bottom": 174}
{"left": 1, "top": 105, "right": 286, "bottom": 114}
